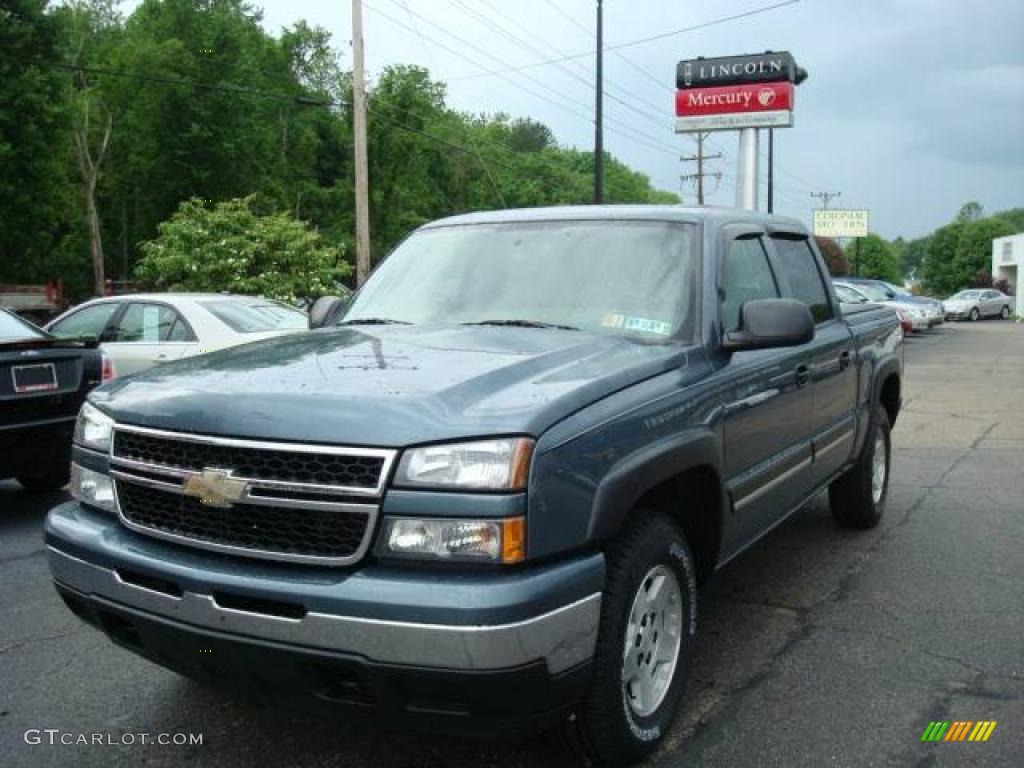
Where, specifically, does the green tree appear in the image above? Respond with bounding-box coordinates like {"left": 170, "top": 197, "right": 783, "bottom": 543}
{"left": 815, "top": 236, "right": 848, "bottom": 276}
{"left": 0, "top": 0, "right": 73, "bottom": 281}
{"left": 847, "top": 234, "right": 899, "bottom": 282}
{"left": 135, "top": 196, "right": 349, "bottom": 301}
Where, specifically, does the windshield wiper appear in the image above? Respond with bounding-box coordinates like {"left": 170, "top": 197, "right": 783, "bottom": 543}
{"left": 336, "top": 318, "right": 411, "bottom": 326}
{"left": 462, "top": 319, "right": 579, "bottom": 331}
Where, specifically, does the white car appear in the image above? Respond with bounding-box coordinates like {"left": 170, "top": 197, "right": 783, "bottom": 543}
{"left": 943, "top": 289, "right": 1014, "bottom": 322}
{"left": 45, "top": 294, "right": 308, "bottom": 375}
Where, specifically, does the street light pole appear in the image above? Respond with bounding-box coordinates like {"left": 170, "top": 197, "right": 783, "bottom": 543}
{"left": 352, "top": 0, "right": 371, "bottom": 286}
{"left": 593, "top": 0, "right": 604, "bottom": 204}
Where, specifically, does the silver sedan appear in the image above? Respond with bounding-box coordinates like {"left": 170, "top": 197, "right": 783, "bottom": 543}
{"left": 943, "top": 289, "right": 1014, "bottom": 321}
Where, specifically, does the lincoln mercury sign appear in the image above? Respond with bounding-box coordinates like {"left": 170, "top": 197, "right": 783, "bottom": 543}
{"left": 674, "top": 51, "right": 804, "bottom": 135}
{"left": 813, "top": 209, "right": 870, "bottom": 238}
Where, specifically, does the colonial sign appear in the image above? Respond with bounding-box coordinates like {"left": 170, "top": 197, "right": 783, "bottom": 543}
{"left": 813, "top": 209, "right": 870, "bottom": 239}
{"left": 675, "top": 82, "right": 794, "bottom": 117}
{"left": 675, "top": 51, "right": 804, "bottom": 90}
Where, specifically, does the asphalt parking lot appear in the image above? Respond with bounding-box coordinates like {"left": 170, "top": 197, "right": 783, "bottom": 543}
{"left": 1, "top": 320, "right": 1022, "bottom": 767}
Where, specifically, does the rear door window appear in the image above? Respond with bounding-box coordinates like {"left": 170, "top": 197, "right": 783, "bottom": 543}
{"left": 771, "top": 236, "right": 834, "bottom": 323}
{"left": 109, "top": 303, "right": 193, "bottom": 342}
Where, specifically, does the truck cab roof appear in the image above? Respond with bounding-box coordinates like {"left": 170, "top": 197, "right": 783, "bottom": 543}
{"left": 421, "top": 204, "right": 808, "bottom": 234}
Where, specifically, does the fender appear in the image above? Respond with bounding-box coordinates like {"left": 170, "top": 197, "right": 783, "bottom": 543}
{"left": 587, "top": 427, "right": 723, "bottom": 542}
{"left": 853, "top": 354, "right": 901, "bottom": 458}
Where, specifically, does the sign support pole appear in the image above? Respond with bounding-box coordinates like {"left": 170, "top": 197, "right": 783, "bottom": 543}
{"left": 736, "top": 128, "right": 759, "bottom": 211}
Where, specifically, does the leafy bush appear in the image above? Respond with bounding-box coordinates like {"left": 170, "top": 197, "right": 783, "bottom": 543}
{"left": 136, "top": 196, "right": 349, "bottom": 302}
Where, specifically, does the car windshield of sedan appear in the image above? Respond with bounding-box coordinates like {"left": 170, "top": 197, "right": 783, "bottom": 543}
{"left": 951, "top": 290, "right": 982, "bottom": 300}
{"left": 0, "top": 310, "right": 46, "bottom": 342}
{"left": 200, "top": 299, "right": 308, "bottom": 333}
{"left": 845, "top": 282, "right": 891, "bottom": 302}
{"left": 340, "top": 220, "right": 697, "bottom": 341}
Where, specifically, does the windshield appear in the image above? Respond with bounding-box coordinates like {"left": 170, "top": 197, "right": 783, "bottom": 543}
{"left": 845, "top": 282, "right": 890, "bottom": 302}
{"left": 835, "top": 285, "right": 866, "bottom": 303}
{"left": 0, "top": 310, "right": 46, "bottom": 342}
{"left": 200, "top": 299, "right": 308, "bottom": 333}
{"left": 341, "top": 220, "right": 696, "bottom": 340}
{"left": 952, "top": 290, "right": 981, "bottom": 300}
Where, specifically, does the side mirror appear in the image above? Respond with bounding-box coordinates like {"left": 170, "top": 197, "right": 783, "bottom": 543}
{"left": 308, "top": 295, "right": 348, "bottom": 329}
{"left": 724, "top": 298, "right": 815, "bottom": 352}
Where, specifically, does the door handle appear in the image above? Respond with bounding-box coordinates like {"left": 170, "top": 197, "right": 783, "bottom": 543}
{"left": 795, "top": 364, "right": 810, "bottom": 388}
{"left": 838, "top": 351, "right": 852, "bottom": 370}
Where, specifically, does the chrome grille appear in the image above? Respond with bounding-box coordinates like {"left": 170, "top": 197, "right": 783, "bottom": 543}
{"left": 109, "top": 424, "right": 396, "bottom": 566}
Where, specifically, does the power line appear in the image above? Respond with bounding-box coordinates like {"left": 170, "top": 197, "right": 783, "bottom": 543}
{"left": 449, "top": 0, "right": 801, "bottom": 81}
{"left": 366, "top": 0, "right": 685, "bottom": 160}
{"left": 460, "top": 0, "right": 674, "bottom": 136}
{"left": 26, "top": 56, "right": 582, "bottom": 202}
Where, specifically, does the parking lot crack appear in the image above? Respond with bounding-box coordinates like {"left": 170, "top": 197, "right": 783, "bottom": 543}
{"left": 0, "top": 632, "right": 69, "bottom": 655}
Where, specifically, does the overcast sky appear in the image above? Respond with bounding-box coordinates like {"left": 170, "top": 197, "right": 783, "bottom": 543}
{"left": 132, "top": 0, "right": 1024, "bottom": 239}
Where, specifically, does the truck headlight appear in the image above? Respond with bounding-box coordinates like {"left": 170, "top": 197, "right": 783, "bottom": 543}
{"left": 378, "top": 517, "right": 525, "bottom": 563}
{"left": 70, "top": 464, "right": 116, "bottom": 514}
{"left": 73, "top": 402, "right": 114, "bottom": 453}
{"left": 395, "top": 438, "right": 534, "bottom": 490}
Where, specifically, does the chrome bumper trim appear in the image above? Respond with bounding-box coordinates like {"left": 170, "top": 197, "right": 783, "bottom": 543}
{"left": 49, "top": 547, "right": 601, "bottom": 675}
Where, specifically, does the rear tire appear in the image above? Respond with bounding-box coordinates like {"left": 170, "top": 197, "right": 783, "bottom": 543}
{"left": 829, "top": 406, "right": 891, "bottom": 529}
{"left": 969, "top": 307, "right": 980, "bottom": 321}
{"left": 571, "top": 512, "right": 697, "bottom": 766}
{"left": 17, "top": 464, "right": 71, "bottom": 492}
{"left": 1001, "top": 306, "right": 1010, "bottom": 320}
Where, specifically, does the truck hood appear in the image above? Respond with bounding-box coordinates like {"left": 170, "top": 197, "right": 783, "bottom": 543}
{"left": 91, "top": 325, "right": 687, "bottom": 446}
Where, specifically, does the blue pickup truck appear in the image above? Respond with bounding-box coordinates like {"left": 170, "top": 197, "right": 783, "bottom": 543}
{"left": 46, "top": 206, "right": 902, "bottom": 765}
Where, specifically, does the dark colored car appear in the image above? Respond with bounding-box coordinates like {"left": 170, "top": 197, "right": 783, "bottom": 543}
{"left": 46, "top": 207, "right": 902, "bottom": 765}
{"left": 1, "top": 308, "right": 113, "bottom": 490}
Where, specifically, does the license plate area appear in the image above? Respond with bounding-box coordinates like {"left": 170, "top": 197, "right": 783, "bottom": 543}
{"left": 12, "top": 363, "right": 58, "bottom": 393}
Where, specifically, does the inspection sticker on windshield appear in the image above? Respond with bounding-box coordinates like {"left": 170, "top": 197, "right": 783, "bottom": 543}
{"left": 602, "top": 314, "right": 673, "bottom": 336}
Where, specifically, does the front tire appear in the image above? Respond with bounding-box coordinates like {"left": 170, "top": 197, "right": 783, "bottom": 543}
{"left": 829, "top": 406, "right": 891, "bottom": 529}
{"left": 969, "top": 307, "right": 980, "bottom": 321}
{"left": 572, "top": 512, "right": 697, "bottom": 766}
{"left": 17, "top": 464, "right": 71, "bottom": 492}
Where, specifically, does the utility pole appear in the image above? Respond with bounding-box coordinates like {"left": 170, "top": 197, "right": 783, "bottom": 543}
{"left": 352, "top": 0, "right": 371, "bottom": 286}
{"left": 767, "top": 129, "right": 774, "bottom": 213}
{"left": 810, "top": 191, "right": 841, "bottom": 210}
{"left": 680, "top": 133, "right": 722, "bottom": 204}
{"left": 593, "top": 0, "right": 603, "bottom": 204}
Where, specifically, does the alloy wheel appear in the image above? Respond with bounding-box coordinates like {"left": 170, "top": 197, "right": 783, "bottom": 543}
{"left": 622, "top": 565, "right": 684, "bottom": 718}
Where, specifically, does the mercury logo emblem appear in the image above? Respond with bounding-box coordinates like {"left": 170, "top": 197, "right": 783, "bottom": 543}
{"left": 757, "top": 88, "right": 777, "bottom": 107}
{"left": 183, "top": 468, "right": 248, "bottom": 508}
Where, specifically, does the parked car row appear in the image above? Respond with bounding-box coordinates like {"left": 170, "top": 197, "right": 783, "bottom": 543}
{"left": 832, "top": 277, "right": 1013, "bottom": 334}
{"left": 833, "top": 278, "right": 943, "bottom": 334}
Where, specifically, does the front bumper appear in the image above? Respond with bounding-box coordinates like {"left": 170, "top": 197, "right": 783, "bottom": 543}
{"left": 46, "top": 501, "right": 603, "bottom": 728}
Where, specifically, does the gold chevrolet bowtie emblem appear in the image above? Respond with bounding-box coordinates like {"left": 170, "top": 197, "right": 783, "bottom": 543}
{"left": 183, "top": 468, "right": 248, "bottom": 508}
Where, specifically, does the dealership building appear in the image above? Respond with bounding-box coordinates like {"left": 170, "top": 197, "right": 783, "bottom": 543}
{"left": 992, "top": 234, "right": 1023, "bottom": 316}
